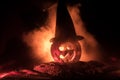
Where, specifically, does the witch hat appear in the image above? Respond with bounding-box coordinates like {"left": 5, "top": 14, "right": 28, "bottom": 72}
{"left": 51, "top": 0, "right": 83, "bottom": 42}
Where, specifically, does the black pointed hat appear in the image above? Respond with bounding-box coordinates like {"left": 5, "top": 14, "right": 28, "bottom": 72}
{"left": 51, "top": 0, "right": 83, "bottom": 42}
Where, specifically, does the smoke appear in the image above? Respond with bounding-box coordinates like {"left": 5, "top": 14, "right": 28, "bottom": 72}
{"left": 68, "top": 4, "right": 103, "bottom": 62}
{"left": 23, "top": 4, "right": 57, "bottom": 63}
{"left": 23, "top": 3, "right": 103, "bottom": 64}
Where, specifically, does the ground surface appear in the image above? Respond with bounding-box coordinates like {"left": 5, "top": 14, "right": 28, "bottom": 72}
{"left": 0, "top": 61, "right": 120, "bottom": 80}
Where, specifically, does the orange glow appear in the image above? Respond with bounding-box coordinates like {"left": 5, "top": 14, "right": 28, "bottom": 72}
{"left": 68, "top": 5, "right": 102, "bottom": 61}
{"left": 23, "top": 4, "right": 102, "bottom": 63}
{"left": 23, "top": 27, "right": 54, "bottom": 63}
{"left": 23, "top": 4, "right": 57, "bottom": 63}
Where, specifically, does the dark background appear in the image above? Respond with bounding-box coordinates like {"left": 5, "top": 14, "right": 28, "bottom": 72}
{"left": 0, "top": 0, "right": 120, "bottom": 69}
